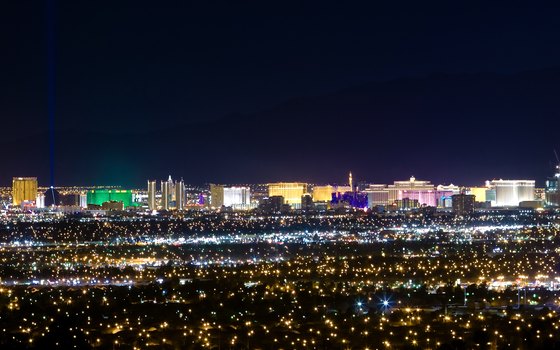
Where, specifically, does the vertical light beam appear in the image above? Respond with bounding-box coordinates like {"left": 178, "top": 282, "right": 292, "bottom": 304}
{"left": 47, "top": 0, "right": 56, "bottom": 187}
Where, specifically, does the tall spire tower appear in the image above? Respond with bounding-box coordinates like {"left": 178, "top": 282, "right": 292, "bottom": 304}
{"left": 555, "top": 150, "right": 560, "bottom": 178}
{"left": 349, "top": 172, "right": 353, "bottom": 191}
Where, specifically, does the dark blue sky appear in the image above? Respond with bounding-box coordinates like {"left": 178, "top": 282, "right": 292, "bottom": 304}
{"left": 1, "top": 1, "right": 560, "bottom": 186}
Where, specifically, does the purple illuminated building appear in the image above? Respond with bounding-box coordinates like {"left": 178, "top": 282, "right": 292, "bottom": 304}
{"left": 331, "top": 191, "right": 368, "bottom": 209}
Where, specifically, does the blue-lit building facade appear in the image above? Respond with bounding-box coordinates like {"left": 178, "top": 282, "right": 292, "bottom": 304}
{"left": 546, "top": 165, "right": 560, "bottom": 207}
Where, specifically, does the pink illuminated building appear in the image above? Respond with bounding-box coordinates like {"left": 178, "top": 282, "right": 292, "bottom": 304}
{"left": 387, "top": 177, "right": 454, "bottom": 207}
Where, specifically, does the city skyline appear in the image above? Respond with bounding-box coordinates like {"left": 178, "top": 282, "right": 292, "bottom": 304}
{"left": 4, "top": 173, "right": 555, "bottom": 213}
{"left": 0, "top": 170, "right": 551, "bottom": 189}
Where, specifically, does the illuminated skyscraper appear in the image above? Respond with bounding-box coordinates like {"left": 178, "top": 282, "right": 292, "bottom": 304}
{"left": 384, "top": 177, "right": 453, "bottom": 207}
{"left": 387, "top": 177, "right": 436, "bottom": 207}
{"left": 312, "top": 185, "right": 334, "bottom": 202}
{"left": 79, "top": 193, "right": 88, "bottom": 208}
{"left": 491, "top": 180, "right": 535, "bottom": 207}
{"left": 12, "top": 177, "right": 38, "bottom": 206}
{"left": 210, "top": 184, "right": 251, "bottom": 210}
{"left": 36, "top": 194, "right": 45, "bottom": 209}
{"left": 210, "top": 184, "right": 225, "bottom": 208}
{"left": 546, "top": 164, "right": 560, "bottom": 206}
{"left": 147, "top": 180, "right": 157, "bottom": 210}
{"left": 364, "top": 185, "right": 390, "bottom": 207}
{"left": 175, "top": 179, "right": 185, "bottom": 210}
{"left": 161, "top": 177, "right": 172, "bottom": 210}
{"left": 152, "top": 176, "right": 184, "bottom": 210}
{"left": 349, "top": 172, "right": 353, "bottom": 191}
{"left": 87, "top": 189, "right": 135, "bottom": 208}
{"left": 268, "top": 182, "right": 307, "bottom": 208}
{"left": 224, "top": 187, "right": 250, "bottom": 209}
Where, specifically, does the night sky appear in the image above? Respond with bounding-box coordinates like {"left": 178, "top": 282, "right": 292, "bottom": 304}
{"left": 2, "top": 1, "right": 560, "bottom": 187}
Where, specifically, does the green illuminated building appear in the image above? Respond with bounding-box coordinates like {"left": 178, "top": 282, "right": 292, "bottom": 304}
{"left": 86, "top": 189, "right": 137, "bottom": 208}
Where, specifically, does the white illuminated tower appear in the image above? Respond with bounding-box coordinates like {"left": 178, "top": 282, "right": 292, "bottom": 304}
{"left": 223, "top": 187, "right": 251, "bottom": 209}
{"left": 175, "top": 178, "right": 185, "bottom": 210}
{"left": 349, "top": 172, "right": 353, "bottom": 191}
{"left": 491, "top": 180, "right": 535, "bottom": 207}
{"left": 147, "top": 180, "right": 157, "bottom": 210}
{"left": 161, "top": 176, "right": 173, "bottom": 210}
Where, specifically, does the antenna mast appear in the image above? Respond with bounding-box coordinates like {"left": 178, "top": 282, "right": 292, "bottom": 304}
{"left": 555, "top": 150, "right": 560, "bottom": 175}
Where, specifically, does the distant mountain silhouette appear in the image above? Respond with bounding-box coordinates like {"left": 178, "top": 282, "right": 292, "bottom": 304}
{"left": 3, "top": 69, "right": 560, "bottom": 187}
